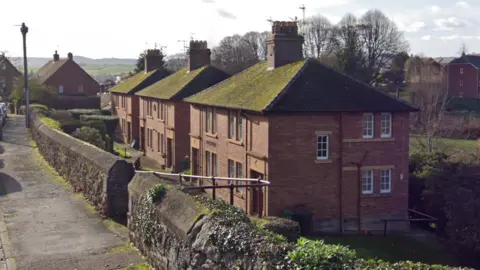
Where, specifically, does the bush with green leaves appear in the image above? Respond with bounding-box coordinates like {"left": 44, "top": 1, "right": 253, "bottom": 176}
{"left": 68, "top": 109, "right": 100, "bottom": 120}
{"left": 288, "top": 238, "right": 357, "bottom": 269}
{"left": 71, "top": 126, "right": 105, "bottom": 149}
{"left": 80, "top": 115, "right": 119, "bottom": 152}
{"left": 147, "top": 184, "right": 166, "bottom": 203}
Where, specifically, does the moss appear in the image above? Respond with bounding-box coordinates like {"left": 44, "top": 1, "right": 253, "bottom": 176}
{"left": 73, "top": 193, "right": 97, "bottom": 214}
{"left": 32, "top": 143, "right": 68, "bottom": 187}
{"left": 40, "top": 116, "right": 61, "bottom": 130}
{"left": 107, "top": 243, "right": 135, "bottom": 253}
{"left": 136, "top": 66, "right": 207, "bottom": 99}
{"left": 185, "top": 60, "right": 305, "bottom": 111}
{"left": 109, "top": 69, "right": 158, "bottom": 94}
{"left": 121, "top": 263, "right": 151, "bottom": 270}
{"left": 101, "top": 219, "right": 129, "bottom": 234}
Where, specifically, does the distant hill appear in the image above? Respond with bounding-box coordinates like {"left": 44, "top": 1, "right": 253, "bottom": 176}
{"left": 13, "top": 56, "right": 137, "bottom": 68}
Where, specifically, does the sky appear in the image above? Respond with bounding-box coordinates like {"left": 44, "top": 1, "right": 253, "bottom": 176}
{"left": 0, "top": 0, "right": 479, "bottom": 59}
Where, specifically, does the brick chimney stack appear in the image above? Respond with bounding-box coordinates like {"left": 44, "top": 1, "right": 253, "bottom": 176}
{"left": 53, "top": 50, "right": 60, "bottom": 62}
{"left": 67, "top": 52, "right": 73, "bottom": 60}
{"left": 267, "top": 21, "right": 304, "bottom": 69}
{"left": 144, "top": 49, "right": 164, "bottom": 73}
{"left": 187, "top": 40, "right": 211, "bottom": 72}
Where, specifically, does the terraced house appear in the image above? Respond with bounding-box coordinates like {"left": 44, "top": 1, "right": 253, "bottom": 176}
{"left": 186, "top": 21, "right": 418, "bottom": 234}
{"left": 109, "top": 49, "right": 170, "bottom": 144}
{"left": 0, "top": 54, "right": 22, "bottom": 100}
{"left": 136, "top": 41, "right": 230, "bottom": 172}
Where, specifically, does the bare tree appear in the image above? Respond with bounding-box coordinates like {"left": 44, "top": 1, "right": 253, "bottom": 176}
{"left": 406, "top": 56, "right": 448, "bottom": 153}
{"left": 357, "top": 9, "right": 409, "bottom": 85}
{"left": 302, "top": 15, "right": 335, "bottom": 58}
{"left": 165, "top": 53, "right": 186, "bottom": 72}
{"left": 212, "top": 32, "right": 262, "bottom": 74}
{"left": 458, "top": 42, "right": 468, "bottom": 56}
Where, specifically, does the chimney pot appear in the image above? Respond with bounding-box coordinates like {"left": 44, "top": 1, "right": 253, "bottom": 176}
{"left": 53, "top": 50, "right": 60, "bottom": 62}
{"left": 187, "top": 40, "right": 211, "bottom": 71}
{"left": 267, "top": 21, "right": 304, "bottom": 69}
{"left": 67, "top": 52, "right": 73, "bottom": 60}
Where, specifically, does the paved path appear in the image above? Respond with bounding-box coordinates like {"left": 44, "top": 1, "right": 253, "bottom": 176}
{"left": 0, "top": 116, "right": 143, "bottom": 270}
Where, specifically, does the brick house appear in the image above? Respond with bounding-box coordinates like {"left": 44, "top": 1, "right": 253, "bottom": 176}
{"left": 109, "top": 49, "right": 171, "bottom": 144}
{"left": 0, "top": 55, "right": 22, "bottom": 101}
{"left": 135, "top": 41, "right": 230, "bottom": 172}
{"left": 36, "top": 51, "right": 101, "bottom": 109}
{"left": 185, "top": 21, "right": 418, "bottom": 233}
{"left": 445, "top": 53, "right": 480, "bottom": 99}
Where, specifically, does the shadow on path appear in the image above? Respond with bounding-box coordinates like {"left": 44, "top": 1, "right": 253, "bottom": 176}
{"left": 0, "top": 172, "right": 22, "bottom": 195}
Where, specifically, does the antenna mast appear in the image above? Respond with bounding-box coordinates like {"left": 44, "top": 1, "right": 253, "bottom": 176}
{"left": 299, "top": 4, "right": 306, "bottom": 22}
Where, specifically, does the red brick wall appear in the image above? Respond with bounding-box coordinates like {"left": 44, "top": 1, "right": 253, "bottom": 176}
{"left": 112, "top": 93, "right": 140, "bottom": 144}
{"left": 189, "top": 105, "right": 269, "bottom": 214}
{"left": 446, "top": 63, "right": 478, "bottom": 98}
{"left": 268, "top": 112, "right": 410, "bottom": 233}
{"left": 45, "top": 60, "right": 100, "bottom": 96}
{"left": 0, "top": 59, "right": 21, "bottom": 97}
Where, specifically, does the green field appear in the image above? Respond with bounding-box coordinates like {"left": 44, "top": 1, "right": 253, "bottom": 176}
{"left": 30, "top": 64, "right": 134, "bottom": 77}
{"left": 410, "top": 135, "right": 477, "bottom": 157}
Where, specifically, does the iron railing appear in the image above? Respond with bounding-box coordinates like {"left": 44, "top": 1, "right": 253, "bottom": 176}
{"left": 135, "top": 170, "right": 271, "bottom": 218}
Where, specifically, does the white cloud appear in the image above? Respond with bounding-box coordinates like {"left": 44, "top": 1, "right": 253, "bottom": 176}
{"left": 404, "top": 21, "right": 426, "bottom": 32}
{"left": 456, "top": 1, "right": 470, "bottom": 8}
{"left": 434, "top": 17, "right": 468, "bottom": 30}
{"left": 438, "top": 35, "right": 480, "bottom": 40}
{"left": 430, "top": 5, "right": 441, "bottom": 13}
{"left": 421, "top": 35, "right": 431, "bottom": 40}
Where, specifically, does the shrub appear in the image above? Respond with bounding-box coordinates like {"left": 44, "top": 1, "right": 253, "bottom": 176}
{"left": 71, "top": 126, "right": 105, "bottom": 149}
{"left": 49, "top": 110, "right": 83, "bottom": 134}
{"left": 30, "top": 104, "right": 49, "bottom": 111}
{"left": 84, "top": 119, "right": 107, "bottom": 139}
{"left": 146, "top": 184, "right": 166, "bottom": 203}
{"left": 40, "top": 116, "right": 61, "bottom": 130}
{"left": 79, "top": 115, "right": 119, "bottom": 136}
{"left": 100, "top": 108, "right": 112, "bottom": 115}
{"left": 68, "top": 109, "right": 100, "bottom": 120}
{"left": 288, "top": 238, "right": 357, "bottom": 269}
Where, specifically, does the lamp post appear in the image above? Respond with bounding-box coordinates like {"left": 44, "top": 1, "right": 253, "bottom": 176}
{"left": 20, "top": 22, "right": 29, "bottom": 128}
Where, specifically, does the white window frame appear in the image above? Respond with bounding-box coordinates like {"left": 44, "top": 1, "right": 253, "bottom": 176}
{"left": 236, "top": 162, "right": 243, "bottom": 192}
{"left": 205, "top": 108, "right": 211, "bottom": 133}
{"left": 380, "top": 169, "right": 392, "bottom": 193}
{"left": 212, "top": 108, "right": 217, "bottom": 133}
{"left": 460, "top": 80, "right": 463, "bottom": 86}
{"left": 362, "top": 113, "right": 374, "bottom": 139}
{"left": 237, "top": 112, "right": 243, "bottom": 141}
{"left": 205, "top": 151, "right": 211, "bottom": 176}
{"left": 362, "top": 170, "right": 373, "bottom": 194}
{"left": 316, "top": 135, "right": 329, "bottom": 160}
{"left": 228, "top": 159, "right": 235, "bottom": 178}
{"left": 58, "top": 85, "right": 64, "bottom": 94}
{"left": 228, "top": 110, "right": 235, "bottom": 139}
{"left": 380, "top": 113, "right": 392, "bottom": 138}
{"left": 460, "top": 68, "right": 463, "bottom": 74}
{"left": 212, "top": 153, "right": 217, "bottom": 177}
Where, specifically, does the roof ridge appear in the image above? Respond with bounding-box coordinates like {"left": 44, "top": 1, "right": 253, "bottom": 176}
{"left": 308, "top": 58, "right": 419, "bottom": 111}
{"left": 263, "top": 59, "right": 308, "bottom": 112}
{"left": 172, "top": 66, "right": 213, "bottom": 99}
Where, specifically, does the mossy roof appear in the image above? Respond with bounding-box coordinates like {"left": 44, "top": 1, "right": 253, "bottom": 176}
{"left": 36, "top": 59, "right": 69, "bottom": 84}
{"left": 185, "top": 61, "right": 305, "bottom": 111}
{"left": 109, "top": 69, "right": 157, "bottom": 94}
{"left": 186, "top": 59, "right": 418, "bottom": 113}
{"left": 135, "top": 66, "right": 210, "bottom": 99}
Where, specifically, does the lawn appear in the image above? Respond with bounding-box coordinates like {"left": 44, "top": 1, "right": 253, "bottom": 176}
{"left": 410, "top": 135, "right": 477, "bottom": 157}
{"left": 114, "top": 144, "right": 132, "bottom": 159}
{"left": 309, "top": 235, "right": 458, "bottom": 266}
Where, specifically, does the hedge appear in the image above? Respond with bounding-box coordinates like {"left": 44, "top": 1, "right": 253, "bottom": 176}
{"left": 79, "top": 115, "right": 118, "bottom": 136}
{"left": 68, "top": 109, "right": 101, "bottom": 120}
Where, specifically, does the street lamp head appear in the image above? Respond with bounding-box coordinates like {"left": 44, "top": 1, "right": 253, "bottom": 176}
{"left": 20, "top": 22, "right": 28, "bottom": 35}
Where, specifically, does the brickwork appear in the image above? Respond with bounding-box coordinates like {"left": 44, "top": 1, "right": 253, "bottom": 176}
{"left": 446, "top": 63, "right": 479, "bottom": 98}
{"left": 45, "top": 59, "right": 100, "bottom": 96}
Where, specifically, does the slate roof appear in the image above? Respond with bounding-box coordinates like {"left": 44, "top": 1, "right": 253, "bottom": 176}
{"left": 136, "top": 66, "right": 230, "bottom": 100}
{"left": 448, "top": 55, "right": 480, "bottom": 68}
{"left": 36, "top": 59, "right": 69, "bottom": 84}
{"left": 186, "top": 58, "right": 418, "bottom": 113}
{"left": 109, "top": 68, "right": 171, "bottom": 94}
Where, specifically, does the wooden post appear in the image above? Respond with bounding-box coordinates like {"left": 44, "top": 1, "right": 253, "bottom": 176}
{"left": 212, "top": 176, "right": 216, "bottom": 200}
{"left": 229, "top": 183, "right": 234, "bottom": 205}
{"left": 179, "top": 173, "right": 183, "bottom": 185}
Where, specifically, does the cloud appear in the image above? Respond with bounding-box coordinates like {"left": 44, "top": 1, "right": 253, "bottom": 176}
{"left": 404, "top": 21, "right": 426, "bottom": 32}
{"left": 434, "top": 17, "right": 468, "bottom": 30}
{"left": 438, "top": 35, "right": 479, "bottom": 40}
{"left": 421, "top": 35, "right": 431, "bottom": 40}
{"left": 217, "top": 9, "right": 236, "bottom": 19}
{"left": 201, "top": 0, "right": 215, "bottom": 3}
{"left": 430, "top": 5, "right": 441, "bottom": 13}
{"left": 456, "top": 1, "right": 470, "bottom": 8}
{"left": 354, "top": 8, "right": 368, "bottom": 16}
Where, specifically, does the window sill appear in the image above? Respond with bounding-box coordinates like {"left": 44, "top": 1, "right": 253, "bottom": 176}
{"left": 362, "top": 193, "right": 393, "bottom": 198}
{"left": 158, "top": 119, "right": 165, "bottom": 123}
{"left": 343, "top": 138, "right": 395, "bottom": 143}
{"left": 227, "top": 138, "right": 244, "bottom": 146}
{"left": 315, "top": 159, "right": 332, "bottom": 164}
{"left": 205, "top": 132, "right": 218, "bottom": 139}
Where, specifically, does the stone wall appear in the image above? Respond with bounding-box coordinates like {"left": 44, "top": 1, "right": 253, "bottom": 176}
{"left": 30, "top": 110, "right": 134, "bottom": 219}
{"left": 128, "top": 173, "right": 300, "bottom": 270}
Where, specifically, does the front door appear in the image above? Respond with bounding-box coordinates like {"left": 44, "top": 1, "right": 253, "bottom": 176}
{"left": 192, "top": 148, "right": 199, "bottom": 176}
{"left": 140, "top": 127, "right": 145, "bottom": 153}
{"left": 127, "top": 121, "right": 131, "bottom": 143}
{"left": 250, "top": 170, "right": 264, "bottom": 216}
{"left": 166, "top": 138, "right": 173, "bottom": 168}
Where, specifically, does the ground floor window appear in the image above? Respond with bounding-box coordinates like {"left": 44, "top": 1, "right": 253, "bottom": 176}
{"left": 362, "top": 170, "right": 373, "bottom": 194}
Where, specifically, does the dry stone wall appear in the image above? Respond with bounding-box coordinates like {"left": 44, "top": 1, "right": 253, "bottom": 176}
{"left": 30, "top": 110, "right": 134, "bottom": 219}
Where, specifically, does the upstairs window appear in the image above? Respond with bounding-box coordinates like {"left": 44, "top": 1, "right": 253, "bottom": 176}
{"left": 460, "top": 68, "right": 464, "bottom": 74}
{"left": 380, "top": 113, "right": 392, "bottom": 138}
{"left": 316, "top": 135, "right": 329, "bottom": 160}
{"left": 78, "top": 85, "right": 84, "bottom": 93}
{"left": 236, "top": 112, "right": 243, "bottom": 141}
{"left": 362, "top": 170, "right": 373, "bottom": 194}
{"left": 362, "top": 113, "right": 374, "bottom": 138}
{"left": 205, "top": 108, "right": 211, "bottom": 133}
{"left": 58, "top": 85, "right": 64, "bottom": 94}
{"left": 212, "top": 108, "right": 217, "bottom": 133}
{"left": 228, "top": 110, "right": 235, "bottom": 139}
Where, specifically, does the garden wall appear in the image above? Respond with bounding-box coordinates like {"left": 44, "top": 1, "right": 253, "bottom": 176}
{"left": 30, "top": 110, "right": 134, "bottom": 219}
{"left": 128, "top": 173, "right": 299, "bottom": 270}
